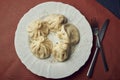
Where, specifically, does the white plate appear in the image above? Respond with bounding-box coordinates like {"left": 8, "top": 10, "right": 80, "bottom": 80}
{"left": 14, "top": 1, "right": 93, "bottom": 79}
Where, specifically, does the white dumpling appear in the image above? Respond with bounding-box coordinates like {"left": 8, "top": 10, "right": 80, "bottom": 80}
{"left": 56, "top": 25, "right": 70, "bottom": 43}
{"left": 43, "top": 14, "right": 67, "bottom": 32}
{"left": 30, "top": 36, "right": 52, "bottom": 59}
{"left": 27, "top": 19, "right": 49, "bottom": 40}
{"left": 52, "top": 42, "right": 69, "bottom": 62}
{"left": 64, "top": 23, "right": 80, "bottom": 45}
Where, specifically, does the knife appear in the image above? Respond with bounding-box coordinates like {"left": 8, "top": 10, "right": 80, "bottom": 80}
{"left": 98, "top": 19, "right": 109, "bottom": 71}
{"left": 87, "top": 19, "right": 110, "bottom": 78}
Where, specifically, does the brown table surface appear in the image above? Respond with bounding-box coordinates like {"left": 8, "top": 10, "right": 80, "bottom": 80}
{"left": 0, "top": 0, "right": 120, "bottom": 80}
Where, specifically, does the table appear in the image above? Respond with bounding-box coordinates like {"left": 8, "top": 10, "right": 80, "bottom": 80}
{"left": 0, "top": 0, "right": 120, "bottom": 80}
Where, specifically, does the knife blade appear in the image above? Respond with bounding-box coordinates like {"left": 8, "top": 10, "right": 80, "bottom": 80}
{"left": 99, "top": 19, "right": 110, "bottom": 41}
{"left": 87, "top": 19, "right": 110, "bottom": 78}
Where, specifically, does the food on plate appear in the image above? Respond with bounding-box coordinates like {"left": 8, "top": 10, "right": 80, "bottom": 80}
{"left": 64, "top": 23, "right": 80, "bottom": 45}
{"left": 53, "top": 25, "right": 70, "bottom": 61}
{"left": 52, "top": 42, "right": 70, "bottom": 62}
{"left": 56, "top": 25, "right": 70, "bottom": 43}
{"left": 29, "top": 36, "right": 52, "bottom": 59}
{"left": 43, "top": 14, "right": 67, "bottom": 32}
{"left": 27, "top": 20, "right": 49, "bottom": 40}
{"left": 27, "top": 14, "right": 80, "bottom": 62}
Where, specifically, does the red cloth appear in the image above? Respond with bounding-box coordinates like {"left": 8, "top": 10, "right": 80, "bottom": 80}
{"left": 0, "top": 0, "right": 120, "bottom": 80}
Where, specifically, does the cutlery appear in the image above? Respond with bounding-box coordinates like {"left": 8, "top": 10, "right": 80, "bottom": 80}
{"left": 94, "top": 25, "right": 109, "bottom": 71}
{"left": 87, "top": 19, "right": 110, "bottom": 78}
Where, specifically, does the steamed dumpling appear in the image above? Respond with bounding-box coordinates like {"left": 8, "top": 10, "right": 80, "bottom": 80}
{"left": 64, "top": 23, "right": 80, "bottom": 45}
{"left": 56, "top": 25, "right": 70, "bottom": 43}
{"left": 52, "top": 42, "right": 69, "bottom": 62}
{"left": 27, "top": 19, "right": 49, "bottom": 40}
{"left": 43, "top": 14, "right": 67, "bottom": 32}
{"left": 30, "top": 36, "right": 52, "bottom": 59}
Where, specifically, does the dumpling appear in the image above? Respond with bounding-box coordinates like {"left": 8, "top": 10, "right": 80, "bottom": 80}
{"left": 52, "top": 25, "right": 70, "bottom": 62}
{"left": 64, "top": 23, "right": 80, "bottom": 45}
{"left": 27, "top": 19, "right": 49, "bottom": 40}
{"left": 56, "top": 25, "right": 70, "bottom": 43}
{"left": 30, "top": 36, "right": 52, "bottom": 59}
{"left": 43, "top": 14, "right": 67, "bottom": 32}
{"left": 52, "top": 42, "right": 70, "bottom": 62}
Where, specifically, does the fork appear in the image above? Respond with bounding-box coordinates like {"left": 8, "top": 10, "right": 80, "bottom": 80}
{"left": 87, "top": 19, "right": 99, "bottom": 77}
